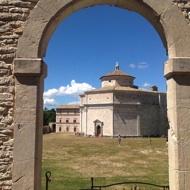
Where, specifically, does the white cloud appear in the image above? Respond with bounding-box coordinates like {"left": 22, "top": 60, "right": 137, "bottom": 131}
{"left": 137, "top": 62, "right": 149, "bottom": 69}
{"left": 44, "top": 88, "right": 58, "bottom": 98}
{"left": 129, "top": 64, "right": 136, "bottom": 69}
{"left": 44, "top": 98, "right": 56, "bottom": 106}
{"left": 43, "top": 80, "right": 95, "bottom": 106}
{"left": 57, "top": 80, "right": 94, "bottom": 96}
{"left": 129, "top": 62, "right": 149, "bottom": 69}
{"left": 143, "top": 82, "right": 151, "bottom": 88}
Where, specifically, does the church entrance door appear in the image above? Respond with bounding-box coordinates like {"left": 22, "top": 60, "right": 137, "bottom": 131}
{"left": 94, "top": 119, "right": 104, "bottom": 137}
{"left": 96, "top": 125, "right": 102, "bottom": 137}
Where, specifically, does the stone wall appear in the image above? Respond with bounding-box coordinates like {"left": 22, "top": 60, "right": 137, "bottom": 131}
{"left": 173, "top": 0, "right": 190, "bottom": 22}
{"left": 113, "top": 91, "right": 168, "bottom": 137}
{"left": 0, "top": 0, "right": 38, "bottom": 189}
{"left": 86, "top": 106, "right": 114, "bottom": 136}
{"left": 113, "top": 105, "right": 139, "bottom": 136}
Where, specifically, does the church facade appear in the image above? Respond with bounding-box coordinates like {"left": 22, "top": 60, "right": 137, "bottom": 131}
{"left": 80, "top": 65, "right": 168, "bottom": 137}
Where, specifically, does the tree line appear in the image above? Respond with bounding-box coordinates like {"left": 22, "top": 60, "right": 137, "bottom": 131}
{"left": 43, "top": 108, "right": 56, "bottom": 126}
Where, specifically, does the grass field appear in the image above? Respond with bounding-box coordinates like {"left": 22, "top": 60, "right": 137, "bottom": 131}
{"left": 41, "top": 133, "right": 169, "bottom": 190}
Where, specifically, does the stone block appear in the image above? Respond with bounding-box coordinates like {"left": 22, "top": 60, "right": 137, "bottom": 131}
{"left": 13, "top": 122, "right": 42, "bottom": 161}
{"left": 14, "top": 58, "right": 43, "bottom": 76}
{"left": 169, "top": 169, "right": 190, "bottom": 190}
{"left": 165, "top": 58, "right": 190, "bottom": 78}
{"left": 13, "top": 159, "right": 37, "bottom": 190}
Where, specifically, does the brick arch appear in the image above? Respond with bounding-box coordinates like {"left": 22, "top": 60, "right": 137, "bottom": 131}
{"left": 13, "top": 1, "right": 190, "bottom": 190}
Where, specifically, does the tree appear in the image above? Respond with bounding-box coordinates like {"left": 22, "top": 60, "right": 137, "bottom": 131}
{"left": 43, "top": 108, "right": 56, "bottom": 126}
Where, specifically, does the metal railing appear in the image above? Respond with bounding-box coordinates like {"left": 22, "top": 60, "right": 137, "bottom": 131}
{"left": 45, "top": 171, "right": 169, "bottom": 190}
{"left": 45, "top": 171, "right": 51, "bottom": 190}
{"left": 80, "top": 177, "right": 169, "bottom": 190}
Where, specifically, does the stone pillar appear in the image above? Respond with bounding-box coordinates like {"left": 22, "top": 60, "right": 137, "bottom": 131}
{"left": 13, "top": 58, "right": 47, "bottom": 190}
{"left": 165, "top": 58, "right": 190, "bottom": 190}
{"left": 137, "top": 114, "right": 140, "bottom": 136}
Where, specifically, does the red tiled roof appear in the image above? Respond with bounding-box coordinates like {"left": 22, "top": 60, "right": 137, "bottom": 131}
{"left": 100, "top": 68, "right": 134, "bottom": 80}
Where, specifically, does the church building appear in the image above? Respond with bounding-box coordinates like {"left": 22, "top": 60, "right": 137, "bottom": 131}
{"left": 80, "top": 65, "right": 168, "bottom": 137}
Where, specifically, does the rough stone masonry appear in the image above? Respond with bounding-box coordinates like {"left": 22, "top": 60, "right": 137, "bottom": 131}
{"left": 0, "top": 1, "right": 38, "bottom": 189}
{"left": 0, "top": 0, "right": 189, "bottom": 189}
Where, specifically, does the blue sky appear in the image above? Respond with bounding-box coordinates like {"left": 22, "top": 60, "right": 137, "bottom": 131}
{"left": 44, "top": 5, "right": 167, "bottom": 107}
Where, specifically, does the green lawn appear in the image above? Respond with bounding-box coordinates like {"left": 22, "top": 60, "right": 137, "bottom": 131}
{"left": 41, "top": 133, "right": 168, "bottom": 190}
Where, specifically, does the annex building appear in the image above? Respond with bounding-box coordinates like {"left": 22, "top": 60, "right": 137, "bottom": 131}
{"left": 80, "top": 65, "right": 168, "bottom": 137}
{"left": 56, "top": 104, "right": 80, "bottom": 133}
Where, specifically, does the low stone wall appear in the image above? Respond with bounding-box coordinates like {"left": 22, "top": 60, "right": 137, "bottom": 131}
{"left": 0, "top": 1, "right": 38, "bottom": 189}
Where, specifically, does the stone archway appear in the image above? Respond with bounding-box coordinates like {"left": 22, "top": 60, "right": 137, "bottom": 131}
{"left": 13, "top": 1, "right": 190, "bottom": 190}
